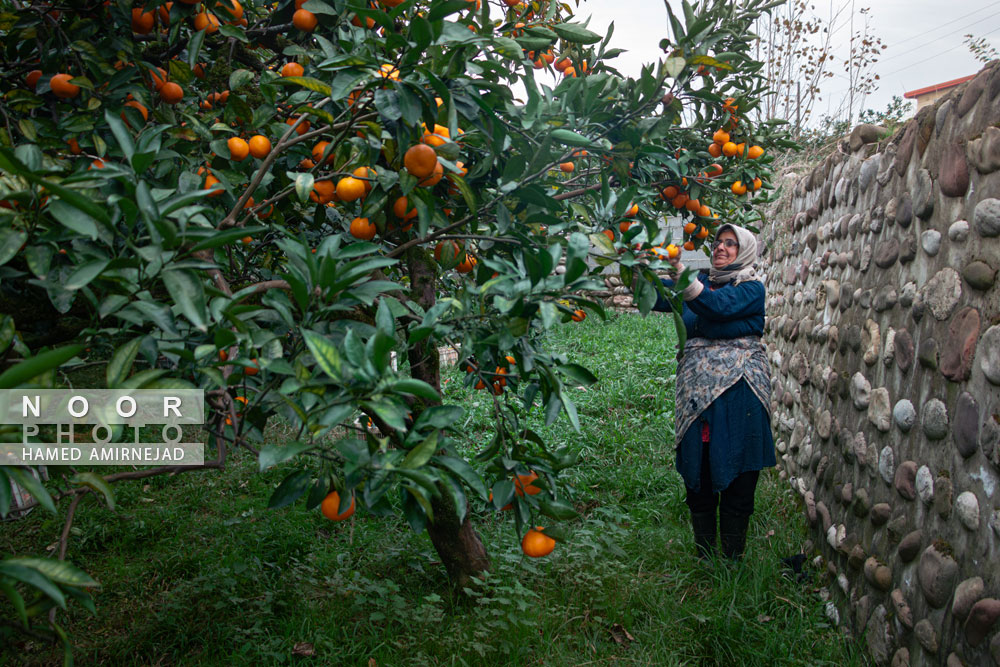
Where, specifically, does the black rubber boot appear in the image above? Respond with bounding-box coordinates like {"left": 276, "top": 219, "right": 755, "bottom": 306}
{"left": 719, "top": 511, "right": 751, "bottom": 560}
{"left": 690, "top": 511, "right": 717, "bottom": 560}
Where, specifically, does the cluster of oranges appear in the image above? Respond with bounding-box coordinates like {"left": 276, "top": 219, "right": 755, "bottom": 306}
{"left": 464, "top": 354, "right": 516, "bottom": 395}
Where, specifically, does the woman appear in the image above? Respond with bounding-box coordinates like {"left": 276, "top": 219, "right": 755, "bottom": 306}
{"left": 647, "top": 224, "right": 774, "bottom": 560}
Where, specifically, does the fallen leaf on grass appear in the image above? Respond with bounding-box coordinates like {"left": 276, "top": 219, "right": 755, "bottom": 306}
{"left": 757, "top": 614, "right": 773, "bottom": 623}
{"left": 292, "top": 642, "right": 314, "bottom": 656}
{"left": 609, "top": 622, "right": 635, "bottom": 644}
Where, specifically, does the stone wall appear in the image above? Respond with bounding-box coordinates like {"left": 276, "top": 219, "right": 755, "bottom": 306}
{"left": 763, "top": 61, "right": 1000, "bottom": 666}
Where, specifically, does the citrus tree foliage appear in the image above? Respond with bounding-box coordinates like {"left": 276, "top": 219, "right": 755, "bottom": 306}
{"left": 0, "top": 0, "right": 786, "bottom": 649}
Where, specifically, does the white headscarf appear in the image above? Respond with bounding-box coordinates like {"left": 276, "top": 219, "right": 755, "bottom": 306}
{"left": 707, "top": 224, "right": 763, "bottom": 286}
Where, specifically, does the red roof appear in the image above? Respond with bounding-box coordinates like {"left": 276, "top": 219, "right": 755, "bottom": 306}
{"left": 903, "top": 75, "right": 976, "bottom": 99}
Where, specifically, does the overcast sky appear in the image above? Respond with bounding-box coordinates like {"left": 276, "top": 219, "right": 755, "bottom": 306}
{"left": 563, "top": 0, "right": 1000, "bottom": 124}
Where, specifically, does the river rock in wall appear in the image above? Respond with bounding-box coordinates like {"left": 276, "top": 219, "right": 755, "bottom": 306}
{"left": 918, "top": 543, "right": 960, "bottom": 608}
{"left": 920, "top": 268, "right": 962, "bottom": 321}
{"left": 940, "top": 307, "right": 980, "bottom": 382}
{"left": 939, "top": 143, "right": 970, "bottom": 196}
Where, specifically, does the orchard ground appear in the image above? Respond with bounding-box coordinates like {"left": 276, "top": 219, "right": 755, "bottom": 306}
{"left": 1, "top": 313, "right": 867, "bottom": 666}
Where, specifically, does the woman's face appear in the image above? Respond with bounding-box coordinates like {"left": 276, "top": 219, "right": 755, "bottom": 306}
{"left": 711, "top": 229, "right": 740, "bottom": 269}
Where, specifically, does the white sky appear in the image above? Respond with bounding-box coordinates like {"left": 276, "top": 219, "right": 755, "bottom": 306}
{"left": 565, "top": 0, "right": 1000, "bottom": 124}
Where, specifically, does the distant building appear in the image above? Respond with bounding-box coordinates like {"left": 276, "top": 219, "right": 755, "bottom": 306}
{"left": 903, "top": 74, "right": 976, "bottom": 111}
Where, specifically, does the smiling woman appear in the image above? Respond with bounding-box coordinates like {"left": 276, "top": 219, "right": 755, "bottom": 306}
{"left": 636, "top": 224, "right": 773, "bottom": 561}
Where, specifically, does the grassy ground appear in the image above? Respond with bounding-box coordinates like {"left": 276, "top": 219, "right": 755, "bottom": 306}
{"left": 1, "top": 312, "right": 868, "bottom": 666}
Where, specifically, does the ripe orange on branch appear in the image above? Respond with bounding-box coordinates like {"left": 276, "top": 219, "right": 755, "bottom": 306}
{"left": 320, "top": 491, "right": 355, "bottom": 521}
{"left": 281, "top": 62, "right": 304, "bottom": 77}
{"left": 49, "top": 73, "right": 79, "bottom": 99}
{"left": 227, "top": 137, "right": 249, "bottom": 161}
{"left": 292, "top": 8, "right": 317, "bottom": 31}
{"left": 248, "top": 135, "right": 271, "bottom": 158}
{"left": 159, "top": 81, "right": 183, "bottom": 104}
{"left": 521, "top": 527, "right": 556, "bottom": 558}
{"left": 349, "top": 217, "right": 376, "bottom": 240}
{"left": 403, "top": 144, "right": 438, "bottom": 179}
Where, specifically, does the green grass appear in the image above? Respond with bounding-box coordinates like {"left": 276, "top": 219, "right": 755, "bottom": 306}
{"left": 1, "top": 312, "right": 868, "bottom": 666}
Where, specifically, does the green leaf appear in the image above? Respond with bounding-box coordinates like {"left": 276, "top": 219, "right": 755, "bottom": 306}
{"left": 401, "top": 431, "right": 438, "bottom": 469}
{"left": 188, "top": 226, "right": 268, "bottom": 252}
{"left": 0, "top": 563, "right": 65, "bottom": 609}
{"left": 0, "top": 316, "right": 14, "bottom": 356}
{"left": 229, "top": 68, "right": 255, "bottom": 90}
{"left": 274, "top": 75, "right": 332, "bottom": 96}
{"left": 218, "top": 23, "right": 249, "bottom": 42}
{"left": 550, "top": 22, "right": 602, "bottom": 44}
{"left": 0, "top": 580, "right": 28, "bottom": 626}
{"left": 46, "top": 199, "right": 99, "bottom": 240}
{"left": 0, "top": 344, "right": 83, "bottom": 389}
{"left": 258, "top": 440, "right": 314, "bottom": 472}
{"left": 103, "top": 108, "right": 134, "bottom": 159}
{"left": 435, "top": 455, "right": 488, "bottom": 500}
{"left": 550, "top": 128, "right": 593, "bottom": 147}
{"left": 664, "top": 57, "right": 686, "bottom": 78}
{"left": 412, "top": 405, "right": 464, "bottom": 431}
{"left": 64, "top": 259, "right": 109, "bottom": 291}
{"left": 7, "top": 558, "right": 99, "bottom": 588}
{"left": 267, "top": 470, "right": 311, "bottom": 509}
{"left": 0, "top": 149, "right": 109, "bottom": 225}
{"left": 161, "top": 269, "right": 210, "bottom": 332}
{"left": 301, "top": 329, "right": 342, "bottom": 381}
{"left": 294, "top": 172, "right": 315, "bottom": 204}
{"left": 557, "top": 363, "right": 598, "bottom": 386}
{"left": 106, "top": 336, "right": 144, "bottom": 388}
{"left": 538, "top": 497, "right": 579, "bottom": 520}
{"left": 0, "top": 227, "right": 27, "bottom": 267}
{"left": 390, "top": 378, "right": 439, "bottom": 401}
{"left": 70, "top": 472, "right": 115, "bottom": 511}
{"left": 564, "top": 232, "right": 590, "bottom": 283}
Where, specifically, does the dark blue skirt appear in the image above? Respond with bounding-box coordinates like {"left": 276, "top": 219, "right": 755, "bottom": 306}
{"left": 676, "top": 378, "right": 775, "bottom": 494}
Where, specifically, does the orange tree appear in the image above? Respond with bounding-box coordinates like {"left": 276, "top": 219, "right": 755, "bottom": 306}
{"left": 0, "top": 0, "right": 788, "bottom": 648}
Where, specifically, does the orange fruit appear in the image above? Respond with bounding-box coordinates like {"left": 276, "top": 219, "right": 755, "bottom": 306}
{"left": 403, "top": 144, "right": 437, "bottom": 179}
{"left": 721, "top": 141, "right": 737, "bottom": 157}
{"left": 157, "top": 2, "right": 173, "bottom": 24}
{"left": 89, "top": 158, "right": 106, "bottom": 170}
{"left": 159, "top": 81, "right": 183, "bottom": 104}
{"left": 712, "top": 129, "right": 729, "bottom": 145}
{"left": 311, "top": 140, "right": 334, "bottom": 164}
{"left": 661, "top": 185, "right": 679, "bottom": 200}
{"left": 192, "top": 62, "right": 206, "bottom": 79}
{"left": 193, "top": 11, "right": 220, "bottom": 32}
{"left": 707, "top": 142, "right": 722, "bottom": 158}
{"left": 619, "top": 221, "right": 632, "bottom": 234}
{"left": 393, "top": 196, "right": 417, "bottom": 220}
{"left": 736, "top": 142, "right": 746, "bottom": 157}
{"left": 320, "top": 491, "right": 355, "bottom": 521}
{"left": 683, "top": 222, "right": 697, "bottom": 234}
{"left": 521, "top": 527, "right": 556, "bottom": 558}
{"left": 571, "top": 309, "right": 586, "bottom": 322}
{"left": 248, "top": 135, "right": 271, "bottom": 158}
{"left": 245, "top": 358, "right": 260, "bottom": 375}
{"left": 66, "top": 138, "right": 81, "bottom": 154}
{"left": 131, "top": 7, "right": 155, "bottom": 32}
{"left": 336, "top": 176, "right": 366, "bottom": 202}
{"left": 121, "top": 100, "right": 149, "bottom": 127}
{"left": 378, "top": 63, "right": 399, "bottom": 80}
{"left": 514, "top": 471, "right": 542, "bottom": 496}
{"left": 685, "top": 198, "right": 700, "bottom": 213}
{"left": 299, "top": 158, "right": 316, "bottom": 169}
{"left": 292, "top": 8, "right": 317, "bottom": 30}
{"left": 625, "top": 203, "right": 638, "bottom": 217}
{"left": 420, "top": 123, "right": 450, "bottom": 147}
{"left": 456, "top": 255, "right": 476, "bottom": 273}
{"left": 241, "top": 236, "right": 253, "bottom": 245}
{"left": 602, "top": 229, "right": 614, "bottom": 242}
{"left": 671, "top": 193, "right": 689, "bottom": 209}
{"left": 204, "top": 173, "right": 223, "bottom": 196}
{"left": 418, "top": 162, "right": 444, "bottom": 187}
{"left": 49, "top": 73, "right": 80, "bottom": 99}
{"left": 683, "top": 240, "right": 695, "bottom": 251}
{"left": 310, "top": 180, "right": 336, "bottom": 204}
{"left": 26, "top": 69, "right": 43, "bottom": 89}
{"left": 559, "top": 162, "right": 574, "bottom": 173}
{"left": 697, "top": 204, "right": 711, "bottom": 218}
{"left": 286, "top": 117, "right": 310, "bottom": 135}
{"left": 352, "top": 166, "right": 376, "bottom": 192}
{"left": 696, "top": 226, "right": 710, "bottom": 240}
{"left": 349, "top": 216, "right": 376, "bottom": 240}
{"left": 217, "top": 0, "right": 243, "bottom": 21}
{"left": 731, "top": 180, "right": 747, "bottom": 195}
{"left": 148, "top": 67, "right": 168, "bottom": 91}
{"left": 666, "top": 243, "right": 680, "bottom": 259}
{"left": 752, "top": 177, "right": 763, "bottom": 191}
{"left": 227, "top": 137, "right": 250, "bottom": 161}
{"left": 281, "top": 62, "right": 304, "bottom": 77}
{"left": 747, "top": 145, "right": 764, "bottom": 159}
{"left": 219, "top": 349, "right": 229, "bottom": 361}
{"left": 705, "top": 163, "right": 724, "bottom": 178}
{"left": 434, "top": 240, "right": 460, "bottom": 262}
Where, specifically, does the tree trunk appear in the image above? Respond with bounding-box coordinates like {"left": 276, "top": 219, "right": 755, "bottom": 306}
{"left": 405, "top": 247, "right": 491, "bottom": 587}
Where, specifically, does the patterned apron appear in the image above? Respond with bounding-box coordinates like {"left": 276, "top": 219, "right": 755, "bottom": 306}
{"left": 674, "top": 336, "right": 771, "bottom": 447}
